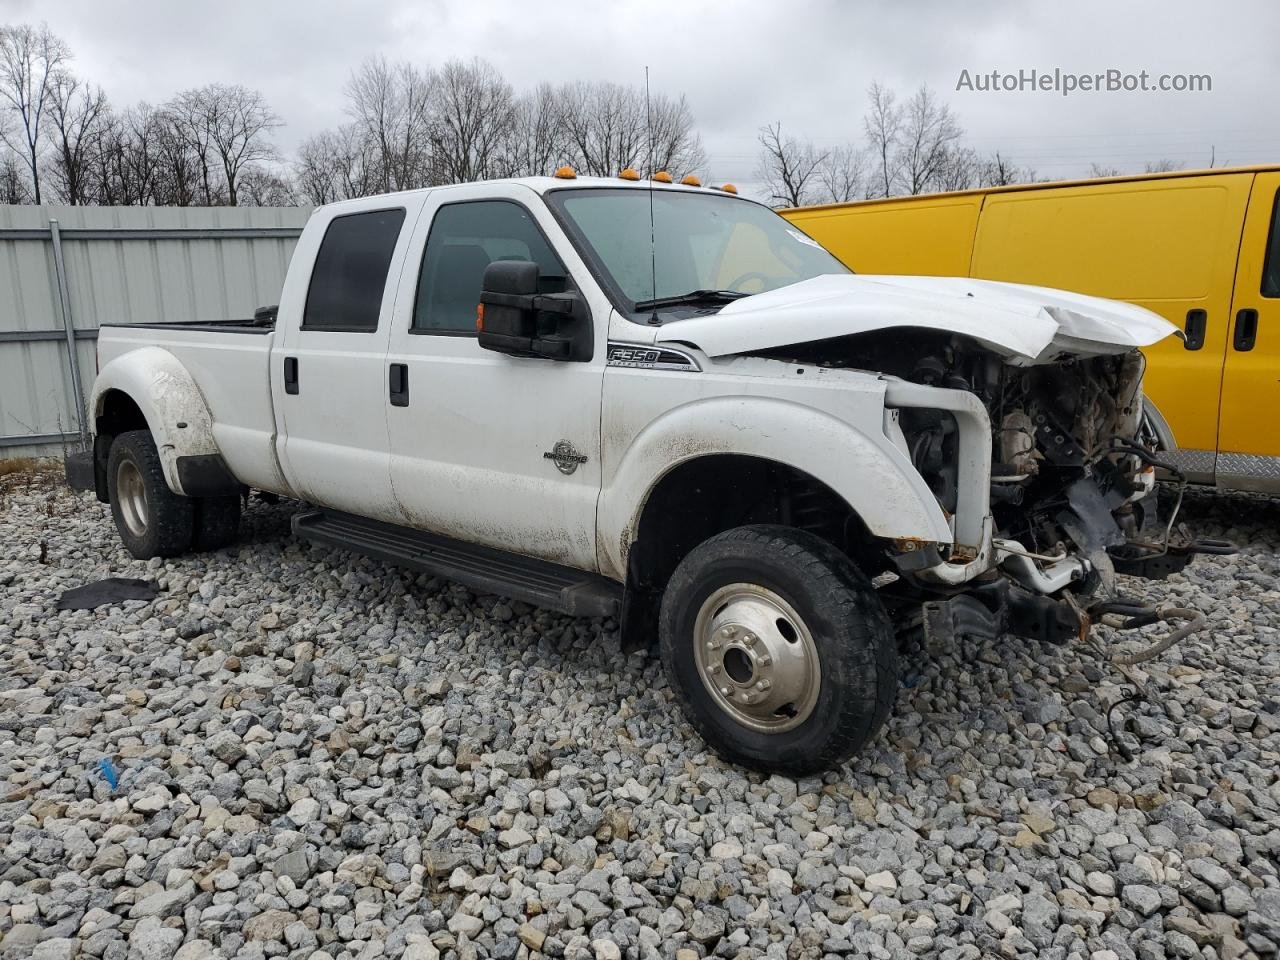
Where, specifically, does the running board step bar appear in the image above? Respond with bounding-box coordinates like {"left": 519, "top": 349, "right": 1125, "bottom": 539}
{"left": 292, "top": 509, "right": 621, "bottom": 618}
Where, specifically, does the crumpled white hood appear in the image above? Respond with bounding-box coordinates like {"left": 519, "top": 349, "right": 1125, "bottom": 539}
{"left": 654, "top": 274, "right": 1178, "bottom": 363}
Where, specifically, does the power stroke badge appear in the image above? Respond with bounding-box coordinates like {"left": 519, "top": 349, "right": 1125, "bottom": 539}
{"left": 543, "top": 440, "right": 589, "bottom": 475}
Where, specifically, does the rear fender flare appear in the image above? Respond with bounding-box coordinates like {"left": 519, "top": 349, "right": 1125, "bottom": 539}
{"left": 91, "top": 347, "right": 220, "bottom": 497}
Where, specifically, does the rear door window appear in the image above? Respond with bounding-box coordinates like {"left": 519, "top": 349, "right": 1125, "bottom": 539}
{"left": 303, "top": 208, "right": 406, "bottom": 332}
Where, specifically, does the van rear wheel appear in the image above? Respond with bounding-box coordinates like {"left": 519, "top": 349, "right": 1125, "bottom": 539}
{"left": 659, "top": 525, "right": 898, "bottom": 775}
{"left": 107, "top": 430, "right": 194, "bottom": 559}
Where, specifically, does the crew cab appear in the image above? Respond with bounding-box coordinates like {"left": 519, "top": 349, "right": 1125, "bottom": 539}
{"left": 69, "top": 172, "right": 1218, "bottom": 774}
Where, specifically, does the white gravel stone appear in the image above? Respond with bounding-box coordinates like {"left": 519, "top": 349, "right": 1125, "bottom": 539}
{"left": 0, "top": 482, "right": 1275, "bottom": 958}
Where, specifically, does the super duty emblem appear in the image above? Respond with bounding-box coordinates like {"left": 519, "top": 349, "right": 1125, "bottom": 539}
{"left": 607, "top": 342, "right": 700, "bottom": 372}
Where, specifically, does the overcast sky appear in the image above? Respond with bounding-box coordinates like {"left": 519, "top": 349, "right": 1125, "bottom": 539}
{"left": 5, "top": 0, "right": 1279, "bottom": 198}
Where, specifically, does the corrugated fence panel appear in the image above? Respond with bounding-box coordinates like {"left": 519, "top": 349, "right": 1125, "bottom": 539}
{"left": 0, "top": 204, "right": 310, "bottom": 458}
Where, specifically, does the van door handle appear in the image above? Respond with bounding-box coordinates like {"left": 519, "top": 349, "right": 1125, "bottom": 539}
{"left": 1233, "top": 308, "right": 1259, "bottom": 351}
{"left": 389, "top": 362, "right": 409, "bottom": 407}
{"left": 1182, "top": 309, "right": 1207, "bottom": 351}
{"left": 284, "top": 356, "right": 299, "bottom": 394}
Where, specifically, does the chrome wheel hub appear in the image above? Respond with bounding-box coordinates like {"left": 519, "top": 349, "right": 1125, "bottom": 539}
{"left": 692, "top": 583, "right": 821, "bottom": 733}
{"left": 116, "top": 459, "right": 149, "bottom": 538}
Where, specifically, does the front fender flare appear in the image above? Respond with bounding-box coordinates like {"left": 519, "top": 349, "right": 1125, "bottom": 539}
{"left": 91, "top": 347, "right": 221, "bottom": 497}
{"left": 598, "top": 396, "right": 954, "bottom": 580}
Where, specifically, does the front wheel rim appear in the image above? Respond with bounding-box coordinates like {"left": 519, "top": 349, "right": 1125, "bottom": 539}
{"left": 692, "top": 583, "right": 821, "bottom": 733}
{"left": 116, "top": 459, "right": 149, "bottom": 537}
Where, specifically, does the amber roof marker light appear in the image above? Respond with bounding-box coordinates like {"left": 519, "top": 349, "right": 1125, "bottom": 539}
{"left": 619, "top": 168, "right": 641, "bottom": 181}
{"left": 680, "top": 174, "right": 702, "bottom": 187}
{"left": 717, "top": 183, "right": 738, "bottom": 194}
{"left": 652, "top": 170, "right": 674, "bottom": 183}
{"left": 553, "top": 166, "right": 577, "bottom": 179}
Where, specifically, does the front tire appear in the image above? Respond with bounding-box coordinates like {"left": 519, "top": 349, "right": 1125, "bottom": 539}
{"left": 107, "top": 430, "right": 194, "bottom": 559}
{"left": 659, "top": 525, "right": 897, "bottom": 775}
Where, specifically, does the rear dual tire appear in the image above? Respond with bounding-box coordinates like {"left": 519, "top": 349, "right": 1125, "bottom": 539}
{"left": 107, "top": 430, "right": 240, "bottom": 559}
{"left": 659, "top": 525, "right": 898, "bottom": 776}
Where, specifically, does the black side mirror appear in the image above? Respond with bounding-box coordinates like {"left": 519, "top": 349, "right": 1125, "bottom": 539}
{"left": 478, "top": 261, "right": 592, "bottom": 362}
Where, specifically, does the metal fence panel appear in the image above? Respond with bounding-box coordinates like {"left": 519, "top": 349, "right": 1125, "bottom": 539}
{"left": 0, "top": 204, "right": 310, "bottom": 458}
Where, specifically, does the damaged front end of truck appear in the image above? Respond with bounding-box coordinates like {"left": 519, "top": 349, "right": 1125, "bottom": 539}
{"left": 662, "top": 274, "right": 1232, "bottom": 651}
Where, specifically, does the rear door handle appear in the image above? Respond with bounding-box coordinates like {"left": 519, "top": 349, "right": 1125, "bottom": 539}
{"left": 1182, "top": 309, "right": 1207, "bottom": 351}
{"left": 1233, "top": 308, "right": 1259, "bottom": 351}
{"left": 284, "top": 356, "right": 299, "bottom": 394}
{"left": 389, "top": 362, "right": 409, "bottom": 407}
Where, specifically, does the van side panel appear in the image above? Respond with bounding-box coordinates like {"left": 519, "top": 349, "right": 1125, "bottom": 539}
{"left": 785, "top": 195, "right": 982, "bottom": 277}
{"left": 1220, "top": 171, "right": 1280, "bottom": 482}
{"left": 971, "top": 174, "right": 1253, "bottom": 458}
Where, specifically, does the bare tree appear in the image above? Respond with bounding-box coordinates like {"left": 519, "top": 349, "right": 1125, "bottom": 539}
{"left": 1088, "top": 163, "right": 1122, "bottom": 178}
{"left": 151, "top": 110, "right": 203, "bottom": 206}
{"left": 202, "top": 84, "right": 280, "bottom": 205}
{"left": 0, "top": 23, "right": 69, "bottom": 203}
{"left": 45, "top": 69, "right": 109, "bottom": 204}
{"left": 897, "top": 85, "right": 963, "bottom": 195}
{"left": 932, "top": 145, "right": 980, "bottom": 193}
{"left": 432, "top": 58, "right": 515, "bottom": 183}
{"left": 0, "top": 149, "right": 28, "bottom": 202}
{"left": 93, "top": 103, "right": 167, "bottom": 205}
{"left": 755, "top": 122, "right": 827, "bottom": 208}
{"left": 978, "top": 151, "right": 1021, "bottom": 187}
{"left": 1143, "top": 158, "right": 1182, "bottom": 173}
{"left": 294, "top": 124, "right": 379, "bottom": 203}
{"left": 863, "top": 81, "right": 901, "bottom": 198}
{"left": 238, "top": 168, "right": 297, "bottom": 206}
{"left": 558, "top": 80, "right": 648, "bottom": 177}
{"left": 496, "top": 83, "right": 565, "bottom": 178}
{"left": 169, "top": 87, "right": 221, "bottom": 204}
{"left": 644, "top": 91, "right": 706, "bottom": 176}
{"left": 815, "top": 143, "right": 866, "bottom": 203}
{"left": 345, "top": 56, "right": 434, "bottom": 191}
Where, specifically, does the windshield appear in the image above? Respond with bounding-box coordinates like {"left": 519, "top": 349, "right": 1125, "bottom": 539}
{"left": 548, "top": 188, "right": 850, "bottom": 314}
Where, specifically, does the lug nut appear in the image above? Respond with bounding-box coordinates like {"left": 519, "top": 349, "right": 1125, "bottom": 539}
{"left": 721, "top": 625, "right": 736, "bottom": 638}
{"left": 719, "top": 686, "right": 731, "bottom": 697}
{"left": 756, "top": 679, "right": 772, "bottom": 691}
{"left": 743, "top": 633, "right": 757, "bottom": 646}
{"left": 708, "top": 664, "right": 721, "bottom": 675}
{"left": 757, "top": 655, "right": 772, "bottom": 667}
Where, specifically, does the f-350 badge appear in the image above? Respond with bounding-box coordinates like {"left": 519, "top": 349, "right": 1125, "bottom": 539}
{"left": 544, "top": 440, "right": 588, "bottom": 475}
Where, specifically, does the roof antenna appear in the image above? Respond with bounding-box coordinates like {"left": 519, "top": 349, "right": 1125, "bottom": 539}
{"left": 645, "top": 65, "right": 660, "bottom": 324}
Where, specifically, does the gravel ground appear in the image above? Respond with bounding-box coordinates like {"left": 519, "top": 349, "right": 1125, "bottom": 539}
{"left": 1, "top": 480, "right": 1278, "bottom": 960}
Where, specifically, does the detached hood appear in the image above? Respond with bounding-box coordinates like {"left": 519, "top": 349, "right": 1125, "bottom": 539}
{"left": 654, "top": 274, "right": 1178, "bottom": 363}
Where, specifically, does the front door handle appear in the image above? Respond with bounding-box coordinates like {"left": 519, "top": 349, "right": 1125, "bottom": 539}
{"left": 389, "top": 362, "right": 409, "bottom": 407}
{"left": 284, "top": 356, "right": 299, "bottom": 394}
{"left": 1233, "top": 308, "right": 1259, "bottom": 351}
{"left": 1182, "top": 309, "right": 1207, "bottom": 351}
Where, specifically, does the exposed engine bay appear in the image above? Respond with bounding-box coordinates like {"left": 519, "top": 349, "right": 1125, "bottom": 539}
{"left": 756, "top": 329, "right": 1232, "bottom": 647}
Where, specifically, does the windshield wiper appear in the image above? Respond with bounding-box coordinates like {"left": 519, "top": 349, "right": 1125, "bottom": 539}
{"left": 633, "top": 289, "right": 751, "bottom": 311}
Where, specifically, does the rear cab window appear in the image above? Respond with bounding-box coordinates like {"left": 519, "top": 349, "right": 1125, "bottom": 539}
{"left": 413, "top": 200, "right": 568, "bottom": 334}
{"left": 303, "top": 208, "right": 407, "bottom": 332}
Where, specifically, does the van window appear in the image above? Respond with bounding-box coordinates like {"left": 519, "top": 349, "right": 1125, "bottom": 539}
{"left": 302, "top": 209, "right": 406, "bottom": 332}
{"left": 414, "top": 201, "right": 566, "bottom": 334}
{"left": 1263, "top": 190, "right": 1280, "bottom": 298}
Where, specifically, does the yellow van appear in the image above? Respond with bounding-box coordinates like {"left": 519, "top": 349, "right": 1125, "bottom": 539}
{"left": 783, "top": 166, "right": 1280, "bottom": 494}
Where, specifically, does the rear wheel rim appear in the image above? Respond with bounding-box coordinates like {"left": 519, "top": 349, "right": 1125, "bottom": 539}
{"left": 116, "top": 459, "right": 149, "bottom": 538}
{"left": 693, "top": 583, "right": 821, "bottom": 733}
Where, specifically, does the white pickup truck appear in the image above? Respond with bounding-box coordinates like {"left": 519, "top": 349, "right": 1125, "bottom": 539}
{"left": 69, "top": 172, "right": 1223, "bottom": 774}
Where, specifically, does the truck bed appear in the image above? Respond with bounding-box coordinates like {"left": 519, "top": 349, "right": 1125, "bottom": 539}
{"left": 96, "top": 316, "right": 284, "bottom": 494}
